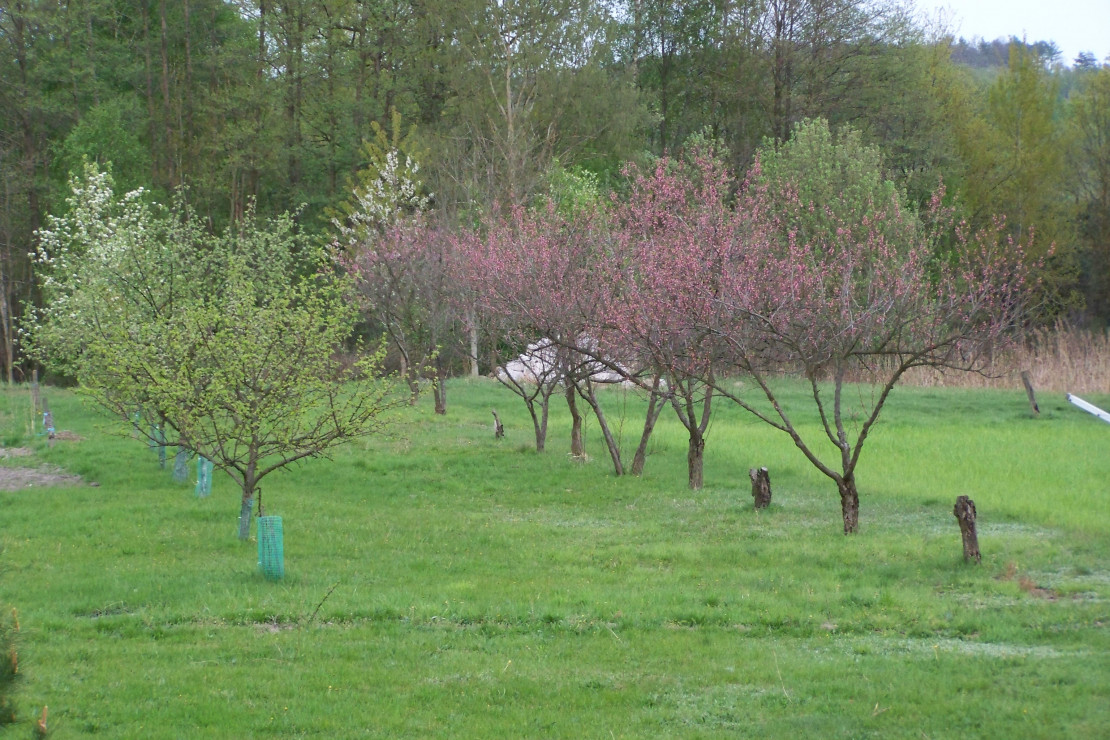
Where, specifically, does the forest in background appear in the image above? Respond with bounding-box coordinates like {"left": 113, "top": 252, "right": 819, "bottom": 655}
{"left": 2, "top": 0, "right": 1109, "bottom": 385}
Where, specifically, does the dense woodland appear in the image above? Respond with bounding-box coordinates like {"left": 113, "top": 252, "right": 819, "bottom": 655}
{"left": 2, "top": 0, "right": 1109, "bottom": 386}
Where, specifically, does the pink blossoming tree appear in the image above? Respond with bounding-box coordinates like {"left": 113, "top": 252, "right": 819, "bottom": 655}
{"left": 709, "top": 120, "right": 1037, "bottom": 533}
{"left": 597, "top": 154, "right": 737, "bottom": 490}
{"left": 456, "top": 202, "right": 631, "bottom": 471}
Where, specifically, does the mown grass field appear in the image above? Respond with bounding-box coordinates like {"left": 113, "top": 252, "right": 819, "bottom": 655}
{"left": 0, "top": 378, "right": 1108, "bottom": 738}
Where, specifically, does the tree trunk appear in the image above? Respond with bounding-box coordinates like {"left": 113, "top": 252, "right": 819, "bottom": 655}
{"left": 433, "top": 365, "right": 447, "bottom": 415}
{"left": 567, "top": 384, "right": 584, "bottom": 457}
{"left": 750, "top": 467, "right": 772, "bottom": 509}
{"left": 468, "top": 309, "right": 480, "bottom": 377}
{"left": 0, "top": 266, "right": 12, "bottom": 383}
{"left": 770, "top": 0, "right": 795, "bottom": 144}
{"left": 528, "top": 397, "right": 549, "bottom": 452}
{"left": 631, "top": 379, "right": 666, "bottom": 476}
{"left": 140, "top": 3, "right": 159, "bottom": 183}
{"left": 183, "top": 0, "right": 194, "bottom": 174}
{"left": 687, "top": 432, "right": 704, "bottom": 490}
{"left": 578, "top": 381, "right": 623, "bottom": 476}
{"left": 838, "top": 477, "right": 859, "bottom": 534}
{"left": 30, "top": 368, "right": 40, "bottom": 417}
{"left": 159, "top": 0, "right": 176, "bottom": 187}
{"left": 238, "top": 488, "right": 255, "bottom": 541}
{"left": 953, "top": 495, "right": 981, "bottom": 563}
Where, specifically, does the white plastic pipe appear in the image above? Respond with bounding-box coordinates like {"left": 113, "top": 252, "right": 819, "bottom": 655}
{"left": 1066, "top": 394, "right": 1110, "bottom": 425}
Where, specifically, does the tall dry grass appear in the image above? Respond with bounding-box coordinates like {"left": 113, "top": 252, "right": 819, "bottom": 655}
{"left": 898, "top": 323, "right": 1110, "bottom": 394}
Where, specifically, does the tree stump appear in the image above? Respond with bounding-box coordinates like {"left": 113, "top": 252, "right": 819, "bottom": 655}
{"left": 749, "top": 467, "right": 772, "bottom": 509}
{"left": 953, "top": 495, "right": 981, "bottom": 564}
{"left": 491, "top": 410, "right": 505, "bottom": 440}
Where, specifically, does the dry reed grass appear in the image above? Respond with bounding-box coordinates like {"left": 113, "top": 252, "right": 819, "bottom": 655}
{"left": 896, "top": 323, "right": 1110, "bottom": 394}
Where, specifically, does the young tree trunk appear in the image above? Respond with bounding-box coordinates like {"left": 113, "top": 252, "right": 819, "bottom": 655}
{"left": 0, "top": 267, "right": 13, "bottom": 383}
{"left": 468, "top": 309, "right": 480, "bottom": 377}
{"left": 397, "top": 355, "right": 417, "bottom": 404}
{"left": 750, "top": 467, "right": 772, "bottom": 509}
{"left": 631, "top": 379, "right": 666, "bottom": 476}
{"left": 567, "top": 384, "right": 584, "bottom": 457}
{"left": 527, "top": 397, "right": 550, "bottom": 452}
{"left": 238, "top": 488, "right": 255, "bottom": 541}
{"left": 31, "top": 369, "right": 40, "bottom": 422}
{"left": 953, "top": 495, "right": 981, "bottom": 563}
{"left": 578, "top": 381, "right": 624, "bottom": 476}
{"left": 838, "top": 477, "right": 859, "bottom": 534}
{"left": 687, "top": 432, "right": 704, "bottom": 490}
{"left": 433, "top": 365, "right": 447, "bottom": 415}
{"left": 158, "top": 0, "right": 176, "bottom": 187}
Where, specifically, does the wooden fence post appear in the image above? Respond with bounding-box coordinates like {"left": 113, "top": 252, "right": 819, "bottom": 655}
{"left": 1020, "top": 370, "right": 1039, "bottom": 416}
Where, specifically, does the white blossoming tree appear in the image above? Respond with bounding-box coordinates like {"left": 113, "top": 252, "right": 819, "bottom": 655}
{"left": 26, "top": 165, "right": 404, "bottom": 542}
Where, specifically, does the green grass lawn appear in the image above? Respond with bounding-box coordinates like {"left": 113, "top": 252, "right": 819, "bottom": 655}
{"left": 1, "top": 378, "right": 1108, "bottom": 738}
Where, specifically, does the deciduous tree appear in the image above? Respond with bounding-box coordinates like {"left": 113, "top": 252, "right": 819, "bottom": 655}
{"left": 27, "top": 166, "right": 403, "bottom": 542}
{"left": 456, "top": 199, "right": 630, "bottom": 469}
{"left": 600, "top": 153, "right": 735, "bottom": 489}
{"left": 1067, "top": 65, "right": 1110, "bottom": 321}
{"left": 710, "top": 120, "right": 1037, "bottom": 532}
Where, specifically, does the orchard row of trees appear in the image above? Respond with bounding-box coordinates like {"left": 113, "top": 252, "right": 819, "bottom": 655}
{"left": 345, "top": 119, "right": 1036, "bottom": 533}
{"left": 2, "top": 0, "right": 1110, "bottom": 384}
{"left": 29, "top": 119, "right": 1035, "bottom": 536}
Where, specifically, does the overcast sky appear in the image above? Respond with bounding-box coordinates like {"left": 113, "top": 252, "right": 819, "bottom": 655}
{"left": 925, "top": 0, "right": 1110, "bottom": 64}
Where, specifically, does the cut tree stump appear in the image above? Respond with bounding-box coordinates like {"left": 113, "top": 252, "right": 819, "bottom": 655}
{"left": 953, "top": 495, "right": 981, "bottom": 564}
{"left": 749, "top": 467, "right": 772, "bottom": 509}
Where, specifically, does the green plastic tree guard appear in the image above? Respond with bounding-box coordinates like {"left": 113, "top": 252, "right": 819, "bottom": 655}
{"left": 257, "top": 516, "right": 284, "bottom": 580}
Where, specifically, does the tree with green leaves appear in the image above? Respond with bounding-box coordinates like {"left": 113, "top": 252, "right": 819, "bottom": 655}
{"left": 26, "top": 166, "right": 403, "bottom": 541}
{"left": 1067, "top": 64, "right": 1110, "bottom": 321}
{"left": 428, "top": 0, "right": 646, "bottom": 213}
{"left": 957, "top": 43, "right": 1078, "bottom": 311}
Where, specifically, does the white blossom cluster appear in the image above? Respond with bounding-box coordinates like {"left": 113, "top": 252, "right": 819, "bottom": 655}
{"left": 333, "top": 149, "right": 430, "bottom": 250}
{"left": 22, "top": 164, "right": 169, "bottom": 367}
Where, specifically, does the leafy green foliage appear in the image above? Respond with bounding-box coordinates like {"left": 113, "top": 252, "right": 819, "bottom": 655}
{"left": 1067, "top": 65, "right": 1110, "bottom": 318}
{"left": 953, "top": 45, "right": 1080, "bottom": 312}
{"left": 754, "top": 118, "right": 910, "bottom": 247}
{"left": 538, "top": 159, "right": 602, "bottom": 217}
